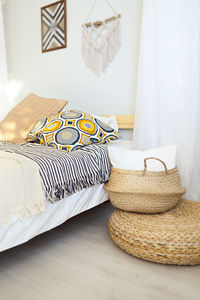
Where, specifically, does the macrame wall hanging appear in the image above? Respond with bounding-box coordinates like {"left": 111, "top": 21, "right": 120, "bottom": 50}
{"left": 82, "top": 0, "right": 121, "bottom": 77}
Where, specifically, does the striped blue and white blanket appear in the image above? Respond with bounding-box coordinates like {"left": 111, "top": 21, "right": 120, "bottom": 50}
{"left": 0, "top": 142, "right": 111, "bottom": 203}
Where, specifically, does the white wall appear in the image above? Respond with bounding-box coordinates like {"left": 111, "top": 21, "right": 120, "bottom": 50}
{"left": 3, "top": 0, "right": 142, "bottom": 115}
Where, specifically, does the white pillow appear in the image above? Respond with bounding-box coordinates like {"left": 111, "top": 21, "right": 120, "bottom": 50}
{"left": 107, "top": 144, "right": 177, "bottom": 171}
{"left": 93, "top": 115, "right": 119, "bottom": 131}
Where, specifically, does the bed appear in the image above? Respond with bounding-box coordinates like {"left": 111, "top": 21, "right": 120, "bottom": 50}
{"left": 0, "top": 184, "right": 107, "bottom": 252}
{"left": 0, "top": 94, "right": 134, "bottom": 252}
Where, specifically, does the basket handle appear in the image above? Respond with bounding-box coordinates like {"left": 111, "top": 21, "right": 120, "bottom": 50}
{"left": 142, "top": 157, "right": 168, "bottom": 175}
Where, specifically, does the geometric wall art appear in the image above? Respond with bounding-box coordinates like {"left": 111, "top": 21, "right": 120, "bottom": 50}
{"left": 41, "top": 0, "right": 67, "bottom": 53}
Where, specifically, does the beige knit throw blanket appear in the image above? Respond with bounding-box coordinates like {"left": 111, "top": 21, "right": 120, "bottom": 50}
{"left": 0, "top": 151, "right": 45, "bottom": 225}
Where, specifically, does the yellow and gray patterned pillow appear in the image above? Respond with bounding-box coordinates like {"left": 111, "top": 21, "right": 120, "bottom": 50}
{"left": 26, "top": 110, "right": 121, "bottom": 151}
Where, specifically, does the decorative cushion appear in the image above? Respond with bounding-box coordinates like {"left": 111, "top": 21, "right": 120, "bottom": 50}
{"left": 108, "top": 200, "right": 200, "bottom": 265}
{"left": 0, "top": 93, "right": 68, "bottom": 144}
{"left": 26, "top": 110, "right": 121, "bottom": 151}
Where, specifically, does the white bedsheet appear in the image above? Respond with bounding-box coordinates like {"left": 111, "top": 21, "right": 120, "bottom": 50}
{"left": 0, "top": 184, "right": 108, "bottom": 252}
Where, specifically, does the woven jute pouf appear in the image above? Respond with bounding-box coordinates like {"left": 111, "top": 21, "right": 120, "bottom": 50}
{"left": 108, "top": 200, "right": 200, "bottom": 265}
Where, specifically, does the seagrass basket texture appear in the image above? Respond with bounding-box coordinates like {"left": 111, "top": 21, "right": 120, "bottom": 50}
{"left": 108, "top": 200, "right": 200, "bottom": 265}
{"left": 105, "top": 157, "right": 186, "bottom": 213}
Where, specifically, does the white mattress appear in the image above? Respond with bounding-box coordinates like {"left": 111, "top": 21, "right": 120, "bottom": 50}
{"left": 0, "top": 184, "right": 108, "bottom": 252}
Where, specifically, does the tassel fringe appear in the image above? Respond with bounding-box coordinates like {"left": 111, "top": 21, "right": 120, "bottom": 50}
{"left": 0, "top": 201, "right": 45, "bottom": 226}
{"left": 82, "top": 17, "right": 121, "bottom": 76}
{"left": 46, "top": 168, "right": 111, "bottom": 203}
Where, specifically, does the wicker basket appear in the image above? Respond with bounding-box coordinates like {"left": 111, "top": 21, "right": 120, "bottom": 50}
{"left": 105, "top": 157, "right": 186, "bottom": 213}
{"left": 108, "top": 200, "right": 200, "bottom": 265}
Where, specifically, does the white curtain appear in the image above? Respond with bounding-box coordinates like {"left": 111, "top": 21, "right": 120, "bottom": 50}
{"left": 133, "top": 0, "right": 200, "bottom": 201}
{"left": 0, "top": 1, "right": 10, "bottom": 121}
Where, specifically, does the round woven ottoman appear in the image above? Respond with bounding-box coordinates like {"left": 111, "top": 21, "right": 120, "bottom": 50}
{"left": 108, "top": 200, "right": 200, "bottom": 265}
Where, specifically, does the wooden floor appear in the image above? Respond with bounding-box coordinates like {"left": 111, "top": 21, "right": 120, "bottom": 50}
{"left": 0, "top": 202, "right": 199, "bottom": 300}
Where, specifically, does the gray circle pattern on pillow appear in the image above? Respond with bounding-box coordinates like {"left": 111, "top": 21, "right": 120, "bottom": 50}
{"left": 61, "top": 112, "right": 83, "bottom": 119}
{"left": 55, "top": 127, "right": 80, "bottom": 145}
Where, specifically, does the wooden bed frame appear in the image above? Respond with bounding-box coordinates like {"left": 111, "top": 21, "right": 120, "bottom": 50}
{"left": 101, "top": 114, "right": 134, "bottom": 130}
